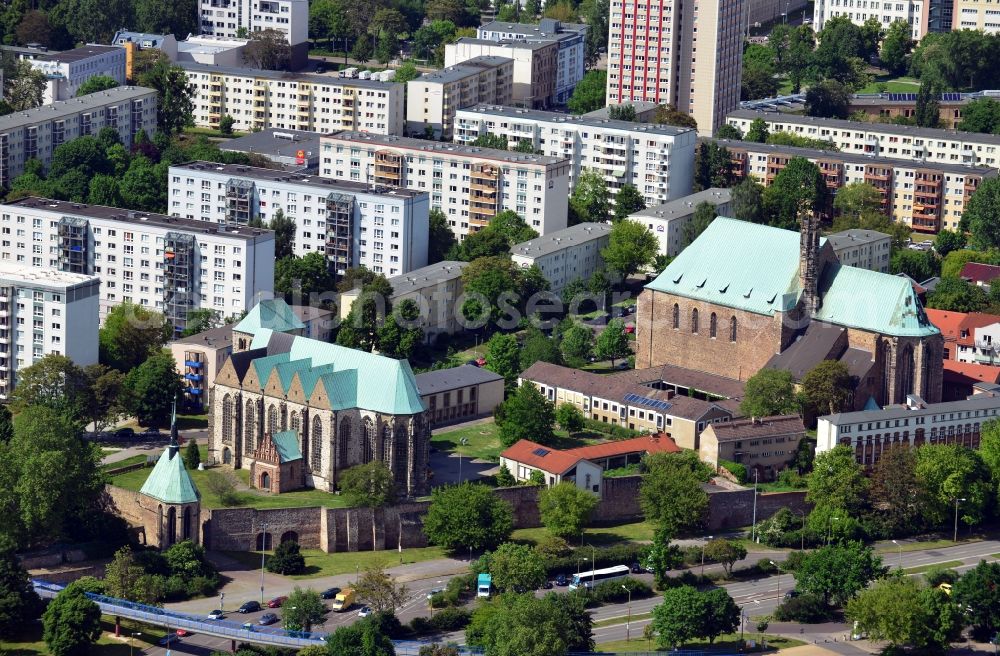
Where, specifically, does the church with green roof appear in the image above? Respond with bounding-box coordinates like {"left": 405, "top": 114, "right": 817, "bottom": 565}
{"left": 635, "top": 212, "right": 943, "bottom": 408}
{"left": 138, "top": 406, "right": 202, "bottom": 548}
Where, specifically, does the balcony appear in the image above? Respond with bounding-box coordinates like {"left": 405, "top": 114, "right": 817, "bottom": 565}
{"left": 185, "top": 360, "right": 203, "bottom": 368}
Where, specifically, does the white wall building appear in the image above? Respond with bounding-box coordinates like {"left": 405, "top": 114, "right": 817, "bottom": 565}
{"left": 826, "top": 229, "right": 892, "bottom": 273}
{"left": 405, "top": 56, "right": 514, "bottom": 140}
{"left": 0, "top": 86, "right": 157, "bottom": 189}
{"left": 445, "top": 38, "right": 559, "bottom": 109}
{"left": 0, "top": 263, "right": 100, "bottom": 399}
{"left": 455, "top": 105, "right": 697, "bottom": 212}
{"left": 0, "top": 197, "right": 275, "bottom": 336}
{"left": 814, "top": 0, "right": 926, "bottom": 39}
{"left": 198, "top": 0, "right": 309, "bottom": 66}
{"left": 627, "top": 188, "right": 732, "bottom": 257}
{"left": 176, "top": 35, "right": 248, "bottom": 67}
{"left": 28, "top": 45, "right": 127, "bottom": 103}
{"left": 510, "top": 223, "right": 612, "bottom": 292}
{"left": 169, "top": 161, "right": 429, "bottom": 278}
{"left": 320, "top": 131, "right": 570, "bottom": 240}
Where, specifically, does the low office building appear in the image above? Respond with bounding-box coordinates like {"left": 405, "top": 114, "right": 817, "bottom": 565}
{"left": 338, "top": 261, "right": 468, "bottom": 339}
{"left": 826, "top": 229, "right": 892, "bottom": 273}
{"left": 0, "top": 263, "right": 100, "bottom": 400}
{"left": 219, "top": 128, "right": 323, "bottom": 171}
{"left": 0, "top": 86, "right": 157, "bottom": 189}
{"left": 699, "top": 415, "right": 807, "bottom": 481}
{"left": 814, "top": 0, "right": 926, "bottom": 39}
{"left": 0, "top": 197, "right": 275, "bottom": 335}
{"left": 445, "top": 38, "right": 558, "bottom": 108}
{"left": 455, "top": 106, "right": 697, "bottom": 211}
{"left": 405, "top": 56, "right": 514, "bottom": 140}
{"left": 627, "top": 188, "right": 732, "bottom": 257}
{"left": 168, "top": 161, "right": 429, "bottom": 278}
{"left": 28, "top": 45, "right": 127, "bottom": 103}
{"left": 415, "top": 365, "right": 505, "bottom": 426}
{"left": 182, "top": 63, "right": 404, "bottom": 135}
{"left": 320, "top": 131, "right": 570, "bottom": 239}
{"left": 176, "top": 35, "right": 248, "bottom": 67}
{"left": 720, "top": 138, "right": 997, "bottom": 233}
{"left": 815, "top": 394, "right": 1000, "bottom": 465}
{"left": 510, "top": 223, "right": 611, "bottom": 292}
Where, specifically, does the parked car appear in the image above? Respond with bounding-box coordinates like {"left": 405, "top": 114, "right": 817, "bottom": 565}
{"left": 357, "top": 606, "right": 372, "bottom": 618}
{"left": 540, "top": 580, "right": 554, "bottom": 589}
{"left": 175, "top": 629, "right": 190, "bottom": 637}
{"left": 783, "top": 590, "right": 799, "bottom": 601}
{"left": 158, "top": 633, "right": 182, "bottom": 646}
{"left": 241, "top": 622, "right": 254, "bottom": 631}
{"left": 258, "top": 613, "right": 279, "bottom": 626}
{"left": 554, "top": 574, "right": 568, "bottom": 587}
{"left": 630, "top": 562, "right": 644, "bottom": 574}
{"left": 207, "top": 609, "right": 224, "bottom": 620}
{"left": 426, "top": 588, "right": 444, "bottom": 600}
{"left": 140, "top": 428, "right": 162, "bottom": 440}
{"left": 114, "top": 428, "right": 135, "bottom": 441}
{"left": 320, "top": 587, "right": 341, "bottom": 599}
{"left": 267, "top": 596, "right": 288, "bottom": 608}
{"left": 238, "top": 601, "right": 261, "bottom": 613}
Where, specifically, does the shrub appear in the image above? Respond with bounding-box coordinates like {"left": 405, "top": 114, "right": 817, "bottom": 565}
{"left": 587, "top": 577, "right": 653, "bottom": 605}
{"left": 545, "top": 544, "right": 647, "bottom": 575}
{"left": 428, "top": 607, "right": 471, "bottom": 632}
{"left": 583, "top": 418, "right": 642, "bottom": 440}
{"left": 780, "top": 550, "right": 808, "bottom": 572}
{"left": 924, "top": 565, "right": 959, "bottom": 587}
{"left": 773, "top": 592, "right": 828, "bottom": 623}
{"left": 266, "top": 540, "right": 306, "bottom": 575}
{"left": 535, "top": 535, "right": 572, "bottom": 559}
{"left": 409, "top": 616, "right": 433, "bottom": 635}
{"left": 756, "top": 558, "right": 779, "bottom": 575}
{"left": 719, "top": 459, "right": 748, "bottom": 483}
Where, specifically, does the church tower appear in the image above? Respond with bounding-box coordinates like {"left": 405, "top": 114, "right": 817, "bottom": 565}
{"left": 139, "top": 402, "right": 202, "bottom": 548}
{"left": 799, "top": 201, "right": 821, "bottom": 316}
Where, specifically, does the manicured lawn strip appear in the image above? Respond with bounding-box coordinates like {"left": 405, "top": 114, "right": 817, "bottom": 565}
{"left": 903, "top": 560, "right": 963, "bottom": 575}
{"left": 512, "top": 520, "right": 656, "bottom": 547}
{"left": 594, "top": 611, "right": 653, "bottom": 628}
{"left": 595, "top": 634, "right": 805, "bottom": 652}
{"left": 877, "top": 537, "right": 981, "bottom": 554}
{"left": 101, "top": 455, "right": 149, "bottom": 471}
{"left": 431, "top": 421, "right": 606, "bottom": 462}
{"left": 221, "top": 546, "right": 449, "bottom": 579}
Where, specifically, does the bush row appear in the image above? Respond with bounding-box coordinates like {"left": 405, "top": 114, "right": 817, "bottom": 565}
{"left": 545, "top": 544, "right": 647, "bottom": 576}
{"left": 583, "top": 418, "right": 642, "bottom": 441}
{"left": 408, "top": 607, "right": 472, "bottom": 635}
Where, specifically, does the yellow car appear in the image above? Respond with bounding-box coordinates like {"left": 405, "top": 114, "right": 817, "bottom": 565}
{"left": 938, "top": 583, "right": 953, "bottom": 595}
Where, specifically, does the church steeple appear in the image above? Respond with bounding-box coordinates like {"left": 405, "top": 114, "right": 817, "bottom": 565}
{"left": 167, "top": 398, "right": 180, "bottom": 459}
{"left": 799, "top": 200, "right": 821, "bottom": 315}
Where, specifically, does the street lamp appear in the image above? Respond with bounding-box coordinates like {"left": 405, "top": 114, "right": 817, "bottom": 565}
{"left": 591, "top": 544, "right": 597, "bottom": 587}
{"left": 578, "top": 556, "right": 589, "bottom": 578}
{"left": 258, "top": 520, "right": 268, "bottom": 605}
{"left": 701, "top": 535, "right": 714, "bottom": 576}
{"left": 750, "top": 469, "right": 759, "bottom": 543}
{"left": 129, "top": 631, "right": 141, "bottom": 656}
{"left": 770, "top": 561, "right": 779, "bottom": 599}
{"left": 621, "top": 584, "right": 633, "bottom": 643}
{"left": 953, "top": 497, "right": 967, "bottom": 543}
{"left": 892, "top": 539, "right": 902, "bottom": 569}
{"left": 795, "top": 509, "right": 806, "bottom": 551}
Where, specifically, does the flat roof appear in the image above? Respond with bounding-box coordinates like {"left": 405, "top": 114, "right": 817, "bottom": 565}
{"left": 414, "top": 56, "right": 513, "bottom": 84}
{"left": 44, "top": 45, "right": 122, "bottom": 63}
{"left": 113, "top": 31, "right": 173, "bottom": 45}
{"left": 511, "top": 222, "right": 611, "bottom": 258}
{"left": 220, "top": 128, "right": 324, "bottom": 159}
{"left": 415, "top": 364, "right": 503, "bottom": 396}
{"left": 5, "top": 197, "right": 273, "bottom": 241}
{"left": 630, "top": 187, "right": 732, "bottom": 222}
{"left": 716, "top": 138, "right": 998, "bottom": 175}
{"left": 325, "top": 131, "right": 568, "bottom": 167}
{"left": 173, "top": 161, "right": 425, "bottom": 199}
{"left": 823, "top": 394, "right": 1000, "bottom": 424}
{"left": 172, "top": 324, "right": 234, "bottom": 348}
{"left": 0, "top": 86, "right": 155, "bottom": 133}
{"left": 179, "top": 62, "right": 401, "bottom": 90}
{"left": 453, "top": 37, "right": 555, "bottom": 51}
{"left": 0, "top": 260, "right": 99, "bottom": 290}
{"left": 480, "top": 19, "right": 587, "bottom": 39}
{"left": 386, "top": 261, "right": 468, "bottom": 294}
{"left": 459, "top": 105, "right": 694, "bottom": 136}
{"left": 583, "top": 101, "right": 660, "bottom": 119}
{"left": 727, "top": 108, "right": 1000, "bottom": 146}
{"left": 826, "top": 229, "right": 891, "bottom": 250}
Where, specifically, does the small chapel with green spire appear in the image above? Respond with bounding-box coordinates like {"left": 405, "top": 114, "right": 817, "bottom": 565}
{"left": 138, "top": 402, "right": 202, "bottom": 548}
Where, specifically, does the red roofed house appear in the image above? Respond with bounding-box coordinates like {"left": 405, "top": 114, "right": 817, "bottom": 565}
{"left": 925, "top": 308, "right": 1000, "bottom": 364}
{"left": 942, "top": 360, "right": 1000, "bottom": 401}
{"left": 499, "top": 433, "right": 681, "bottom": 494}
{"left": 960, "top": 262, "right": 1000, "bottom": 288}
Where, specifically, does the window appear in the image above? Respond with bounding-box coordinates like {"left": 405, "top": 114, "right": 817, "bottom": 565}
{"left": 730, "top": 316, "right": 737, "bottom": 342}
{"left": 691, "top": 308, "right": 699, "bottom": 334}
{"left": 672, "top": 303, "right": 679, "bottom": 329}
{"left": 710, "top": 312, "right": 717, "bottom": 338}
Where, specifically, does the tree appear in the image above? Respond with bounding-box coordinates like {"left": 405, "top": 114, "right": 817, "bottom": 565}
{"left": 891, "top": 248, "right": 939, "bottom": 282}
{"left": 742, "top": 45, "right": 780, "bottom": 101}
{"left": 651, "top": 586, "right": 740, "bottom": 647}
{"left": 355, "top": 564, "right": 409, "bottom": 612}
{"left": 832, "top": 182, "right": 883, "bottom": 223}
{"left": 103, "top": 546, "right": 157, "bottom": 603}
{"left": 351, "top": 37, "right": 374, "bottom": 63}
{"left": 555, "top": 403, "right": 585, "bottom": 435}
{"left": 467, "top": 592, "right": 593, "bottom": 656}
{"left": 847, "top": 575, "right": 961, "bottom": 652}
{"left": 470, "top": 133, "right": 509, "bottom": 150}
{"left": 423, "top": 482, "right": 513, "bottom": 552}
{"left": 868, "top": 445, "right": 927, "bottom": 537}
{"left": 137, "top": 56, "right": 194, "bottom": 135}
{"left": 740, "top": 369, "right": 798, "bottom": 417}
{"left": 800, "top": 360, "right": 853, "bottom": 417}
{"left": 794, "top": 541, "right": 886, "bottom": 606}
{"left": 730, "top": 178, "right": 766, "bottom": 224}
{"left": 568, "top": 169, "right": 610, "bottom": 223}
{"left": 124, "top": 350, "right": 183, "bottom": 426}
{"left": 9, "top": 354, "right": 89, "bottom": 422}
{"left": 265, "top": 209, "right": 297, "bottom": 260}
{"left": 519, "top": 328, "right": 561, "bottom": 372}
{"left": 979, "top": 419, "right": 1000, "bottom": 494}
{"left": 42, "top": 586, "right": 101, "bottom": 656}
{"left": 653, "top": 104, "right": 697, "bottom": 129}
{"left": 484, "top": 333, "right": 520, "bottom": 390}
{"left": 934, "top": 229, "right": 966, "bottom": 258}
{"left": 807, "top": 445, "right": 869, "bottom": 514}
{"left": 180, "top": 308, "right": 222, "bottom": 338}
{"left": 914, "top": 81, "right": 941, "bottom": 128}
{"left": 267, "top": 539, "right": 306, "bottom": 575}
{"left": 459, "top": 256, "right": 523, "bottom": 329}
{"left": 613, "top": 184, "right": 645, "bottom": 221}
{"left": 682, "top": 202, "right": 717, "bottom": 248}
{"left": 393, "top": 61, "right": 420, "bottom": 85}
{"left": 693, "top": 142, "right": 733, "bottom": 192}
{"left": 73, "top": 75, "right": 120, "bottom": 98}
{"left": 277, "top": 587, "right": 325, "bottom": 632}
{"left": 745, "top": 118, "right": 769, "bottom": 143}
{"left": 496, "top": 382, "right": 556, "bottom": 447}
{"left": 880, "top": 20, "right": 914, "bottom": 75}
{"left": 927, "top": 277, "right": 989, "bottom": 313}
{"left": 602, "top": 221, "right": 658, "bottom": 279}
{"left": 640, "top": 452, "right": 710, "bottom": 535}
{"left": 274, "top": 252, "right": 336, "bottom": 301}
{"left": 119, "top": 156, "right": 167, "bottom": 212}
{"left": 806, "top": 79, "right": 851, "bottom": 119}
{"left": 716, "top": 124, "right": 743, "bottom": 140}
{"left": 644, "top": 526, "right": 683, "bottom": 588}
{"left": 963, "top": 178, "right": 1000, "bottom": 250}
{"left": 340, "top": 461, "right": 396, "bottom": 551}
{"left": 957, "top": 98, "right": 1000, "bottom": 134}
{"left": 6, "top": 60, "right": 45, "bottom": 111}
{"left": 567, "top": 70, "right": 606, "bottom": 114}
{"left": 325, "top": 617, "right": 397, "bottom": 656}
{"left": 915, "top": 444, "right": 992, "bottom": 530}
{"left": 183, "top": 438, "right": 201, "bottom": 471}
{"left": 15, "top": 10, "right": 68, "bottom": 50}
{"left": 218, "top": 114, "right": 235, "bottom": 135}
{"left": 608, "top": 104, "right": 637, "bottom": 121}
{"left": 376, "top": 299, "right": 424, "bottom": 360}
{"left": 427, "top": 209, "right": 457, "bottom": 264}
{"left": 594, "top": 318, "right": 630, "bottom": 368}
{"left": 764, "top": 158, "right": 826, "bottom": 231}
{"left": 486, "top": 542, "right": 547, "bottom": 592}
{"left": 538, "top": 482, "right": 597, "bottom": 539}
{"left": 955, "top": 560, "right": 1000, "bottom": 640}
{"left": 703, "top": 539, "right": 747, "bottom": 578}
{"left": 243, "top": 28, "right": 292, "bottom": 70}
{"left": 559, "top": 324, "right": 593, "bottom": 366}
{"left": 0, "top": 547, "right": 40, "bottom": 638}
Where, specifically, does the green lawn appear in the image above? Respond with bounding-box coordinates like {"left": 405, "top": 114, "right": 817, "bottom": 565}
{"left": 0, "top": 619, "right": 167, "bottom": 656}
{"left": 431, "top": 420, "right": 604, "bottom": 462}
{"left": 904, "top": 560, "right": 963, "bottom": 575}
{"left": 756, "top": 481, "right": 808, "bottom": 493}
{"left": 777, "top": 74, "right": 919, "bottom": 98}
{"left": 101, "top": 455, "right": 149, "bottom": 471}
{"left": 878, "top": 536, "right": 981, "bottom": 554}
{"left": 512, "top": 520, "right": 656, "bottom": 547}
{"left": 221, "top": 546, "right": 450, "bottom": 579}
{"left": 596, "top": 634, "right": 805, "bottom": 652}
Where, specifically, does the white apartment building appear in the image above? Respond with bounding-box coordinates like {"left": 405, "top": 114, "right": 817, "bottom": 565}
{"left": 320, "top": 131, "right": 571, "bottom": 239}
{"left": 445, "top": 38, "right": 559, "bottom": 109}
{"left": 198, "top": 0, "right": 309, "bottom": 66}
{"left": 455, "top": 105, "right": 697, "bottom": 211}
{"left": 0, "top": 197, "right": 275, "bottom": 336}
{"left": 405, "top": 56, "right": 514, "bottom": 140}
{"left": 0, "top": 86, "right": 157, "bottom": 189}
{"left": 814, "top": 0, "right": 926, "bottom": 39}
{"left": 182, "top": 63, "right": 405, "bottom": 135}
{"left": 953, "top": 0, "right": 1000, "bottom": 31}
{"left": 826, "top": 229, "right": 892, "bottom": 273}
{"left": 627, "top": 187, "right": 732, "bottom": 257}
{"left": 510, "top": 223, "right": 612, "bottom": 292}
{"left": 169, "top": 161, "right": 429, "bottom": 278}
{"left": 0, "top": 263, "right": 100, "bottom": 399}
{"left": 27, "top": 45, "right": 127, "bottom": 103}
{"left": 477, "top": 19, "right": 587, "bottom": 104}
{"left": 176, "top": 35, "right": 248, "bottom": 67}
{"left": 606, "top": 0, "right": 748, "bottom": 135}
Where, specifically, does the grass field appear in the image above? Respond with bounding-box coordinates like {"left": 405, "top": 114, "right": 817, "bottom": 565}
{"left": 221, "top": 545, "right": 450, "bottom": 579}
{"left": 595, "top": 634, "right": 805, "bottom": 652}
{"left": 878, "top": 536, "right": 981, "bottom": 554}
{"left": 857, "top": 76, "right": 921, "bottom": 94}
{"left": 0, "top": 619, "right": 167, "bottom": 656}
{"left": 101, "top": 455, "right": 149, "bottom": 471}
{"left": 904, "top": 560, "right": 963, "bottom": 575}
{"left": 512, "top": 520, "right": 656, "bottom": 547}
{"left": 430, "top": 420, "right": 606, "bottom": 462}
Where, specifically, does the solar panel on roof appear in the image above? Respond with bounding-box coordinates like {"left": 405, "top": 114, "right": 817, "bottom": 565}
{"left": 532, "top": 447, "right": 550, "bottom": 457}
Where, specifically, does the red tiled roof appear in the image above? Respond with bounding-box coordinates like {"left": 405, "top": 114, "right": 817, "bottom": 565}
{"left": 499, "top": 439, "right": 582, "bottom": 475}
{"left": 926, "top": 308, "right": 1000, "bottom": 349}
{"left": 942, "top": 359, "right": 1000, "bottom": 384}
{"left": 925, "top": 308, "right": 965, "bottom": 342}
{"left": 960, "top": 262, "right": 1000, "bottom": 285}
{"left": 562, "top": 433, "right": 680, "bottom": 460}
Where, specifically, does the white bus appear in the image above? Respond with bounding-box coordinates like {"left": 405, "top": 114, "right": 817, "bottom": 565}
{"left": 569, "top": 565, "right": 630, "bottom": 590}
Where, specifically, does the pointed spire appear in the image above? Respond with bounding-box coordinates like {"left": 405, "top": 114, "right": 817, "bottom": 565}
{"left": 167, "top": 396, "right": 180, "bottom": 459}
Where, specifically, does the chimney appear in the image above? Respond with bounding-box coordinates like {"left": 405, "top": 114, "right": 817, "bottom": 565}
{"left": 799, "top": 200, "right": 821, "bottom": 315}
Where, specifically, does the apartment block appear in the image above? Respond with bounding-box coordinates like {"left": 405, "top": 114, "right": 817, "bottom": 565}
{"left": 169, "top": 161, "right": 429, "bottom": 278}
{"left": 476, "top": 19, "right": 587, "bottom": 104}
{"left": 814, "top": 0, "right": 926, "bottom": 39}
{"left": 627, "top": 187, "right": 732, "bottom": 257}
{"left": 511, "top": 223, "right": 611, "bottom": 292}
{"left": 699, "top": 415, "right": 807, "bottom": 481}
{"left": 826, "top": 229, "right": 892, "bottom": 273}
{"left": 198, "top": 0, "right": 309, "bottom": 67}
{"left": 953, "top": 0, "right": 1000, "bottom": 31}
{"left": 182, "top": 63, "right": 404, "bottom": 135}
{"left": 320, "top": 131, "right": 570, "bottom": 239}
{"left": 27, "top": 45, "right": 127, "bottom": 103}
{"left": 405, "top": 56, "right": 513, "bottom": 140}
{"left": 445, "top": 38, "right": 559, "bottom": 108}
{"left": 719, "top": 138, "right": 997, "bottom": 233}
{"left": 0, "top": 263, "right": 100, "bottom": 399}
{"left": 455, "top": 105, "right": 697, "bottom": 210}
{"left": 606, "top": 0, "right": 747, "bottom": 135}
{"left": 0, "top": 197, "right": 275, "bottom": 335}
{"left": 0, "top": 86, "right": 157, "bottom": 189}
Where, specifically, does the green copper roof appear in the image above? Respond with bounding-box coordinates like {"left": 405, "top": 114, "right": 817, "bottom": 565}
{"left": 272, "top": 430, "right": 302, "bottom": 463}
{"left": 235, "top": 298, "right": 306, "bottom": 335}
{"left": 139, "top": 447, "right": 199, "bottom": 505}
{"left": 814, "top": 263, "right": 939, "bottom": 337}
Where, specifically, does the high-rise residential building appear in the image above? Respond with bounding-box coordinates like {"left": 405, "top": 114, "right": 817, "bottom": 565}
{"left": 454, "top": 105, "right": 697, "bottom": 211}
{"left": 0, "top": 263, "right": 100, "bottom": 399}
{"left": 445, "top": 38, "right": 560, "bottom": 108}
{"left": 952, "top": 0, "right": 1000, "bottom": 31}
{"left": 320, "top": 131, "right": 570, "bottom": 240}
{"left": 197, "top": 0, "right": 309, "bottom": 67}
{"left": 181, "top": 63, "right": 405, "bottom": 135}
{"left": 606, "top": 0, "right": 748, "bottom": 136}
{"left": 814, "top": 0, "right": 926, "bottom": 38}
{"left": 0, "top": 197, "right": 275, "bottom": 335}
{"left": 405, "top": 56, "right": 514, "bottom": 140}
{"left": 169, "top": 161, "right": 429, "bottom": 278}
{"left": 26, "top": 45, "right": 127, "bottom": 103}
{"left": 0, "top": 86, "right": 157, "bottom": 189}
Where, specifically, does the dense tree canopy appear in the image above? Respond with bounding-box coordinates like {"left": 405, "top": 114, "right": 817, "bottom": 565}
{"left": 424, "top": 482, "right": 513, "bottom": 552}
